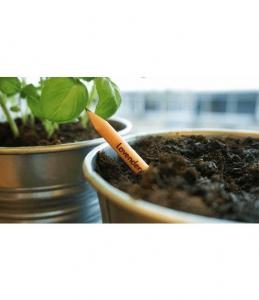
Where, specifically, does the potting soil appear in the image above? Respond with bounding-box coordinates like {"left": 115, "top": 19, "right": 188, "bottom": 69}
{"left": 97, "top": 135, "right": 259, "bottom": 222}
{"left": 0, "top": 118, "right": 123, "bottom": 146}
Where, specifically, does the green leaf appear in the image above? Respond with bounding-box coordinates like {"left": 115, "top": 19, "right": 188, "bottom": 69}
{"left": 10, "top": 105, "right": 21, "bottom": 112}
{"left": 21, "top": 84, "right": 38, "bottom": 100}
{"left": 0, "top": 77, "right": 21, "bottom": 96}
{"left": 95, "top": 77, "right": 121, "bottom": 119}
{"left": 41, "top": 77, "right": 89, "bottom": 122}
{"left": 21, "top": 84, "right": 44, "bottom": 118}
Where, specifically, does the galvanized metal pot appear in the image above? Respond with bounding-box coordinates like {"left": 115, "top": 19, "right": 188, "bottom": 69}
{"left": 0, "top": 118, "right": 131, "bottom": 223}
{"left": 83, "top": 129, "right": 259, "bottom": 223}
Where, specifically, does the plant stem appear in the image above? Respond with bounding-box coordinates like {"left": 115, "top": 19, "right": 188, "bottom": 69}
{"left": 0, "top": 94, "right": 19, "bottom": 138}
{"left": 42, "top": 120, "right": 58, "bottom": 138}
{"left": 88, "top": 81, "right": 97, "bottom": 106}
{"left": 80, "top": 81, "right": 96, "bottom": 128}
{"left": 80, "top": 112, "right": 88, "bottom": 128}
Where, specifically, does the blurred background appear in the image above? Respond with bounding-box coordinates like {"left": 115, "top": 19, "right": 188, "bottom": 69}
{"left": 2, "top": 77, "right": 258, "bottom": 134}
{"left": 114, "top": 77, "right": 259, "bottom": 133}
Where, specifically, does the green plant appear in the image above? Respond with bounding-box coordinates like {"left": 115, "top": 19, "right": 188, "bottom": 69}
{"left": 0, "top": 77, "right": 121, "bottom": 138}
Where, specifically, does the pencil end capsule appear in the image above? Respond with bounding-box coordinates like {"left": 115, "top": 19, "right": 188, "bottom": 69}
{"left": 86, "top": 110, "right": 149, "bottom": 174}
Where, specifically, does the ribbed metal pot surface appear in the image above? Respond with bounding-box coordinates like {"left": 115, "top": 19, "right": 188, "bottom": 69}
{"left": 0, "top": 118, "right": 132, "bottom": 223}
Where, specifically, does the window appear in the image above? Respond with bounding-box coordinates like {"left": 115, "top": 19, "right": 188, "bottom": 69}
{"left": 236, "top": 94, "right": 256, "bottom": 114}
{"left": 196, "top": 94, "right": 227, "bottom": 114}
{"left": 144, "top": 93, "right": 161, "bottom": 111}
{"left": 210, "top": 95, "right": 227, "bottom": 113}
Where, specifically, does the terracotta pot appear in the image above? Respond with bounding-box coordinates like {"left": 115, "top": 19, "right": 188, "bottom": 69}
{"left": 0, "top": 118, "right": 131, "bottom": 223}
{"left": 83, "top": 129, "right": 259, "bottom": 223}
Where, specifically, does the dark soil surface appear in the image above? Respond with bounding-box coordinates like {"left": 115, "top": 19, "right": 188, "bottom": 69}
{"left": 97, "top": 135, "right": 259, "bottom": 222}
{"left": 0, "top": 119, "right": 124, "bottom": 147}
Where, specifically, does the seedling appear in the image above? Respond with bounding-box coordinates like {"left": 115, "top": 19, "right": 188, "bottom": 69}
{"left": 0, "top": 77, "right": 121, "bottom": 138}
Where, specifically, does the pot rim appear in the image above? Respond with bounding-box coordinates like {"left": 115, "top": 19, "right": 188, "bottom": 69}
{"left": 0, "top": 117, "right": 132, "bottom": 154}
{"left": 83, "top": 128, "right": 259, "bottom": 223}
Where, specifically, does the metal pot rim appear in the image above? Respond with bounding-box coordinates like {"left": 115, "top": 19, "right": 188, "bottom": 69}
{"left": 0, "top": 117, "right": 132, "bottom": 154}
{"left": 83, "top": 128, "right": 259, "bottom": 223}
